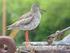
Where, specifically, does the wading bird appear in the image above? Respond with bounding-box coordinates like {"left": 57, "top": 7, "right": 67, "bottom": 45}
{"left": 54, "top": 34, "right": 70, "bottom": 45}
{"left": 47, "top": 27, "right": 70, "bottom": 45}
{"left": 7, "top": 4, "right": 41, "bottom": 30}
{"left": 7, "top": 4, "right": 41, "bottom": 48}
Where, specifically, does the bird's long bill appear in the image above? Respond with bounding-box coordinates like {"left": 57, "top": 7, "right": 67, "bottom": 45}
{"left": 25, "top": 31, "right": 29, "bottom": 48}
{"left": 40, "top": 9, "right": 47, "bottom": 13}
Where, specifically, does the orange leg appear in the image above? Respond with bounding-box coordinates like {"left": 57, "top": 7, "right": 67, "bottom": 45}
{"left": 25, "top": 31, "right": 29, "bottom": 48}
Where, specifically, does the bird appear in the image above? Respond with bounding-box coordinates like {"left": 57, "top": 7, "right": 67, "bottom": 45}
{"left": 7, "top": 4, "right": 41, "bottom": 48}
{"left": 7, "top": 4, "right": 41, "bottom": 30}
{"left": 47, "top": 32, "right": 70, "bottom": 45}
{"left": 52, "top": 34, "right": 70, "bottom": 45}
{"left": 47, "top": 27, "right": 70, "bottom": 45}
{"left": 47, "top": 30, "right": 63, "bottom": 45}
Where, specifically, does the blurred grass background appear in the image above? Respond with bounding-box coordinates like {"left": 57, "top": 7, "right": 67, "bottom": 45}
{"left": 0, "top": 0, "right": 70, "bottom": 45}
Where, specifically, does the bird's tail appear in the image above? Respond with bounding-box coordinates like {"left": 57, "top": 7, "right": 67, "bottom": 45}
{"left": 7, "top": 24, "right": 16, "bottom": 30}
{"left": 7, "top": 25, "right": 13, "bottom": 30}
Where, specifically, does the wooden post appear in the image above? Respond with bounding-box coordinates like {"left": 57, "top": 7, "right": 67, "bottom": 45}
{"left": 25, "top": 31, "right": 29, "bottom": 48}
{"left": 2, "top": 0, "right": 6, "bottom": 36}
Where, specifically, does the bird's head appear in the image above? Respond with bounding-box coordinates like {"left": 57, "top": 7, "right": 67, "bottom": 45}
{"left": 47, "top": 36, "right": 55, "bottom": 45}
{"left": 31, "top": 4, "right": 40, "bottom": 12}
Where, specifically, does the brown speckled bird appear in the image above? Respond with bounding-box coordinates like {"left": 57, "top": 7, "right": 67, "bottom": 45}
{"left": 47, "top": 31, "right": 63, "bottom": 45}
{"left": 47, "top": 26, "right": 70, "bottom": 45}
{"left": 7, "top": 4, "right": 41, "bottom": 30}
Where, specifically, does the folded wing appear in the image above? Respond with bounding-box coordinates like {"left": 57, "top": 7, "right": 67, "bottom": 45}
{"left": 7, "top": 13, "right": 34, "bottom": 30}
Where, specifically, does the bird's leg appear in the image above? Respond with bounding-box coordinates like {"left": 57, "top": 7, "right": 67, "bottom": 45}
{"left": 25, "top": 31, "right": 29, "bottom": 48}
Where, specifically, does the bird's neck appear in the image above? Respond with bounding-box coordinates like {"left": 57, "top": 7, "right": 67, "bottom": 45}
{"left": 31, "top": 9, "right": 40, "bottom": 13}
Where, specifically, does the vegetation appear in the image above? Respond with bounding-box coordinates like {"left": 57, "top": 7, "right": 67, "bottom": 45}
{"left": 0, "top": 0, "right": 70, "bottom": 45}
